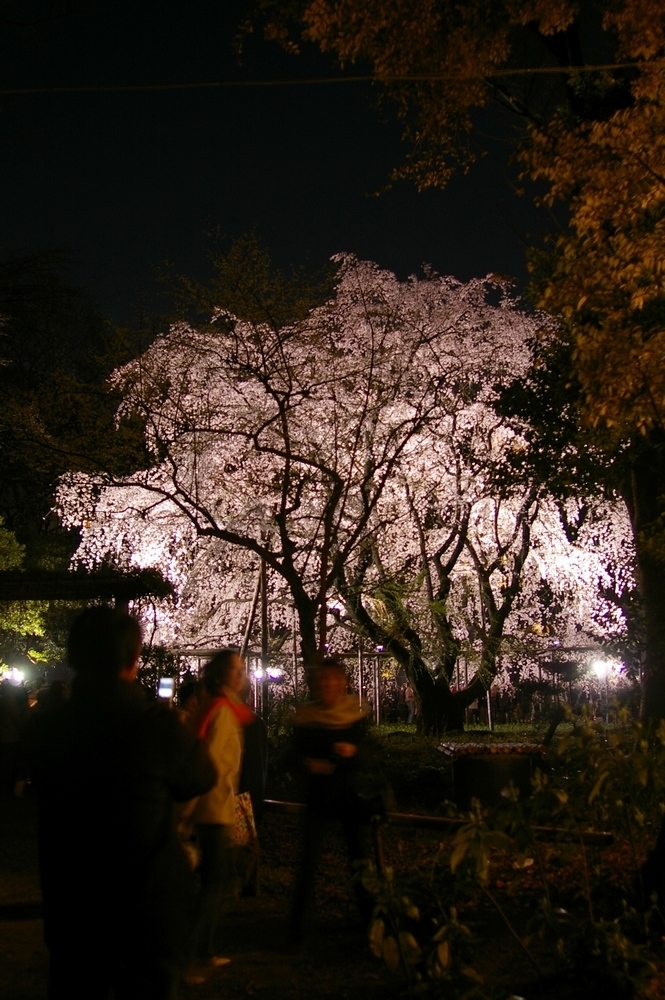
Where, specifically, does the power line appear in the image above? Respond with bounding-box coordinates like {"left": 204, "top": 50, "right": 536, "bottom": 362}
{"left": 0, "top": 60, "right": 661, "bottom": 97}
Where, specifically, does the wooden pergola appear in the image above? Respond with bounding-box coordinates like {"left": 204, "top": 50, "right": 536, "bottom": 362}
{"left": 0, "top": 568, "right": 172, "bottom": 608}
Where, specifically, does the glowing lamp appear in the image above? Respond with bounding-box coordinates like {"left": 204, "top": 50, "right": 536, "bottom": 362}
{"left": 592, "top": 659, "right": 610, "bottom": 678}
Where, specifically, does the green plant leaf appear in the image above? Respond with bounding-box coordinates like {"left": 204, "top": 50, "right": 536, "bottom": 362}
{"left": 588, "top": 770, "right": 610, "bottom": 804}
{"left": 383, "top": 935, "right": 400, "bottom": 972}
{"left": 436, "top": 940, "right": 450, "bottom": 969}
{"left": 369, "top": 918, "right": 385, "bottom": 959}
{"left": 450, "top": 837, "right": 470, "bottom": 873}
{"left": 398, "top": 931, "right": 422, "bottom": 965}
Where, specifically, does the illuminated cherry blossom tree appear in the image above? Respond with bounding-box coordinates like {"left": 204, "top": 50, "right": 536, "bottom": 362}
{"left": 58, "top": 259, "right": 529, "bottom": 637}
{"left": 57, "top": 256, "right": 633, "bottom": 730}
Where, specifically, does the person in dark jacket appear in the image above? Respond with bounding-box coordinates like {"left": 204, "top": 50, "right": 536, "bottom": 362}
{"left": 238, "top": 676, "right": 267, "bottom": 825}
{"left": 25, "top": 606, "right": 216, "bottom": 1000}
{"left": 0, "top": 678, "right": 29, "bottom": 793}
{"left": 288, "top": 657, "right": 375, "bottom": 945}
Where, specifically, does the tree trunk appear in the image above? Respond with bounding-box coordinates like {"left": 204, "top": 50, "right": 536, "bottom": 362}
{"left": 637, "top": 553, "right": 665, "bottom": 724}
{"left": 336, "top": 567, "right": 505, "bottom": 735}
{"left": 292, "top": 593, "right": 319, "bottom": 669}
{"left": 624, "top": 438, "right": 665, "bottom": 725}
{"left": 401, "top": 653, "right": 485, "bottom": 734}
{"left": 417, "top": 676, "right": 465, "bottom": 733}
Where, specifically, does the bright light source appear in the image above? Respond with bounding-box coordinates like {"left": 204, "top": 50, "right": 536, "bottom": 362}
{"left": 267, "top": 667, "right": 284, "bottom": 680}
{"left": 252, "top": 667, "right": 265, "bottom": 680}
{"left": 5, "top": 668, "right": 24, "bottom": 684}
{"left": 158, "top": 677, "right": 174, "bottom": 700}
{"left": 592, "top": 659, "right": 611, "bottom": 678}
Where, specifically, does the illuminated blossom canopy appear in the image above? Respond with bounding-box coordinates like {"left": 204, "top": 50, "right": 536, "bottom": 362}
{"left": 57, "top": 256, "right": 633, "bottom": 721}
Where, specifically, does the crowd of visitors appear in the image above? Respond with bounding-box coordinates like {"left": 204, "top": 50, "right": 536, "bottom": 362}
{"left": 7, "top": 606, "right": 380, "bottom": 1000}
{"left": 4, "top": 605, "right": 655, "bottom": 1000}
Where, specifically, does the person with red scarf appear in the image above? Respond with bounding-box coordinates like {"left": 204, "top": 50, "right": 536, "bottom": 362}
{"left": 186, "top": 649, "right": 253, "bottom": 970}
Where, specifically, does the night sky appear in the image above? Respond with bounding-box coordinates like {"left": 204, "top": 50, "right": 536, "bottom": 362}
{"left": 2, "top": 0, "right": 552, "bottom": 326}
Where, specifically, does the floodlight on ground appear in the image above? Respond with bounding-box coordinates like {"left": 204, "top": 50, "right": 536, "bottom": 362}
{"left": 591, "top": 659, "right": 614, "bottom": 722}
{"left": 592, "top": 659, "right": 611, "bottom": 678}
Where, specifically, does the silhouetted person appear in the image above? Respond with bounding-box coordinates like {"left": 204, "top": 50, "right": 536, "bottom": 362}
{"left": 288, "top": 657, "right": 375, "bottom": 945}
{"left": 34, "top": 680, "right": 69, "bottom": 713}
{"left": 238, "top": 676, "right": 267, "bottom": 824}
{"left": 236, "top": 675, "right": 267, "bottom": 895}
{"left": 24, "top": 606, "right": 215, "bottom": 1000}
{"left": 176, "top": 677, "right": 199, "bottom": 716}
{"left": 404, "top": 682, "right": 416, "bottom": 724}
{"left": 0, "top": 679, "right": 29, "bottom": 793}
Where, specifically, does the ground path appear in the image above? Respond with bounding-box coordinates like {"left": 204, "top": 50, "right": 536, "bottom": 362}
{"left": 1, "top": 899, "right": 392, "bottom": 1000}
{"left": 5, "top": 783, "right": 659, "bottom": 1000}
{"left": 0, "top": 795, "right": 394, "bottom": 1000}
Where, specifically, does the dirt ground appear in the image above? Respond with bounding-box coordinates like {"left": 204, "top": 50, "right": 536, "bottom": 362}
{"left": 0, "top": 901, "right": 394, "bottom": 1000}
{"left": 0, "top": 794, "right": 549, "bottom": 1000}
{"left": 3, "top": 793, "right": 662, "bottom": 1000}
{"left": 0, "top": 795, "right": 397, "bottom": 1000}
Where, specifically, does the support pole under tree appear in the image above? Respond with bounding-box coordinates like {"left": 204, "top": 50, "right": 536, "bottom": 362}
{"left": 373, "top": 655, "right": 381, "bottom": 725}
{"left": 240, "top": 565, "right": 262, "bottom": 658}
{"left": 462, "top": 655, "right": 468, "bottom": 724}
{"left": 357, "top": 648, "right": 364, "bottom": 706}
{"left": 292, "top": 608, "right": 299, "bottom": 701}
{"left": 261, "top": 556, "right": 269, "bottom": 719}
{"left": 604, "top": 666, "right": 609, "bottom": 724}
{"left": 486, "top": 689, "right": 494, "bottom": 731}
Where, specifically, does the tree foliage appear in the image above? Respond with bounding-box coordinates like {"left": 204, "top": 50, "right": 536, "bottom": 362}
{"left": 525, "top": 36, "right": 665, "bottom": 442}
{"left": 0, "top": 516, "right": 48, "bottom": 669}
{"left": 252, "top": 0, "right": 609, "bottom": 187}
{"left": 0, "top": 252, "right": 148, "bottom": 562}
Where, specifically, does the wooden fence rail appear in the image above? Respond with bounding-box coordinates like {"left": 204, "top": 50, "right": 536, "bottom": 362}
{"left": 263, "top": 799, "right": 614, "bottom": 847}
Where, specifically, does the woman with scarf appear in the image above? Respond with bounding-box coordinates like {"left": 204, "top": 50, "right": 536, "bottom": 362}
{"left": 187, "top": 649, "right": 253, "bottom": 968}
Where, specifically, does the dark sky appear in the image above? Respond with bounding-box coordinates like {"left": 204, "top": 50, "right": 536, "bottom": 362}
{"left": 1, "top": 0, "right": 551, "bottom": 325}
